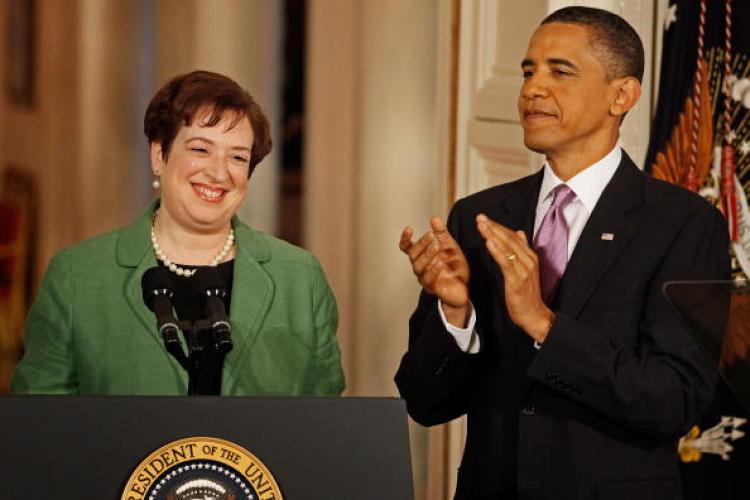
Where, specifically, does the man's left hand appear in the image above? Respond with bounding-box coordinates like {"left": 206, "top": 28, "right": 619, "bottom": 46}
{"left": 476, "top": 213, "right": 554, "bottom": 343}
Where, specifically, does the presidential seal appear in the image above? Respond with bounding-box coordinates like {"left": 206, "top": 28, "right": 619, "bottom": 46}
{"left": 122, "top": 437, "right": 283, "bottom": 500}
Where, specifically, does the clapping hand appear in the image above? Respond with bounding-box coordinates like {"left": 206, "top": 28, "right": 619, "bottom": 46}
{"left": 475, "top": 214, "right": 553, "bottom": 342}
{"left": 399, "top": 217, "right": 471, "bottom": 327}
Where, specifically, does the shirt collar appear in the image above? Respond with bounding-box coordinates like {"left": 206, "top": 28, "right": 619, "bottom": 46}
{"left": 538, "top": 145, "right": 622, "bottom": 213}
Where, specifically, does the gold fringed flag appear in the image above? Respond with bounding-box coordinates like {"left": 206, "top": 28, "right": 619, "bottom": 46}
{"left": 646, "top": 1, "right": 750, "bottom": 498}
{"left": 646, "top": 0, "right": 750, "bottom": 279}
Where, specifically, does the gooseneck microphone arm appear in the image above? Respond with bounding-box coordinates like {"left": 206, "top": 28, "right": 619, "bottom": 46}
{"left": 142, "top": 266, "right": 234, "bottom": 395}
{"left": 189, "top": 268, "right": 234, "bottom": 395}
{"left": 199, "top": 269, "right": 233, "bottom": 356}
{"left": 142, "top": 267, "right": 188, "bottom": 371}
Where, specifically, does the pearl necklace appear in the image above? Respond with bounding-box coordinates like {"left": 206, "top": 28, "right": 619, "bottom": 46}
{"left": 150, "top": 217, "right": 235, "bottom": 278}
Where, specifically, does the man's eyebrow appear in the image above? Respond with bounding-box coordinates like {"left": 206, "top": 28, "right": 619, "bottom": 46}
{"left": 521, "top": 58, "right": 580, "bottom": 71}
{"left": 547, "top": 58, "right": 579, "bottom": 71}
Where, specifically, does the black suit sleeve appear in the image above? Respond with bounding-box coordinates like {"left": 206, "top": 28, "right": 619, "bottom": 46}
{"left": 527, "top": 203, "right": 730, "bottom": 440}
{"left": 394, "top": 201, "right": 486, "bottom": 426}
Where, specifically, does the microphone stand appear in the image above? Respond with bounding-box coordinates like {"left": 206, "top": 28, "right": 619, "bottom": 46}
{"left": 172, "top": 317, "right": 232, "bottom": 396}
{"left": 144, "top": 266, "right": 233, "bottom": 395}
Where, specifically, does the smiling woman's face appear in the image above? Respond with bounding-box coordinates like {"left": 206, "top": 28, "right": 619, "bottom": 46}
{"left": 151, "top": 108, "right": 255, "bottom": 235}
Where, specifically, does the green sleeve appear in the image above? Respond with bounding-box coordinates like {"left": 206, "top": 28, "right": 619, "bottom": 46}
{"left": 11, "top": 253, "right": 79, "bottom": 394}
{"left": 306, "top": 258, "right": 345, "bottom": 395}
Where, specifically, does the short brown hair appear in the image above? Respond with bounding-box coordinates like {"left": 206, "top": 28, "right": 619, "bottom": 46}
{"left": 143, "top": 70, "right": 272, "bottom": 171}
{"left": 542, "top": 6, "right": 644, "bottom": 83}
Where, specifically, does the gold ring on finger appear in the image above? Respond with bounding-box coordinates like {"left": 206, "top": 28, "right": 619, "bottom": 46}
{"left": 507, "top": 254, "right": 517, "bottom": 261}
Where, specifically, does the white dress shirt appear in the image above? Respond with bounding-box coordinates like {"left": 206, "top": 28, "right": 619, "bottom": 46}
{"left": 441, "top": 145, "right": 622, "bottom": 353}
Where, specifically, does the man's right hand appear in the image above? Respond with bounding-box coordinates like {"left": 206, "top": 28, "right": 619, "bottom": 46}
{"left": 399, "top": 216, "right": 471, "bottom": 327}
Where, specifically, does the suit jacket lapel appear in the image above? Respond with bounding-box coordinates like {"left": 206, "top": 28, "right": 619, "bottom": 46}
{"left": 222, "top": 219, "right": 275, "bottom": 392}
{"left": 118, "top": 202, "right": 164, "bottom": 348}
{"left": 491, "top": 170, "right": 545, "bottom": 294}
{"left": 500, "top": 169, "right": 545, "bottom": 239}
{"left": 117, "top": 202, "right": 191, "bottom": 388}
{"left": 482, "top": 171, "right": 543, "bottom": 358}
{"left": 555, "top": 154, "right": 645, "bottom": 318}
{"left": 491, "top": 171, "right": 545, "bottom": 399}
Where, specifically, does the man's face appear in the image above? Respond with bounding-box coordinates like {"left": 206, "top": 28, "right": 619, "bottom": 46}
{"left": 517, "top": 22, "right": 621, "bottom": 159}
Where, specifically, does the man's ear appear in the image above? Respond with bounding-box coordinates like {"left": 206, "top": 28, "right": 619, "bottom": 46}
{"left": 610, "top": 77, "right": 641, "bottom": 118}
{"left": 150, "top": 142, "right": 165, "bottom": 176}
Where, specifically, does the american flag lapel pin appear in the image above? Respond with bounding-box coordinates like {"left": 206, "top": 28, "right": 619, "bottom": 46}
{"left": 601, "top": 233, "right": 614, "bottom": 241}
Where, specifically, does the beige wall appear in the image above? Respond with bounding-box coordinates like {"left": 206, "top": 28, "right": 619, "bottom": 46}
{"left": 1, "top": 0, "right": 152, "bottom": 275}
{"left": 306, "top": 1, "right": 444, "bottom": 497}
{"left": 306, "top": 0, "right": 440, "bottom": 400}
{"left": 353, "top": 0, "right": 438, "bottom": 395}
{"left": 79, "top": 0, "right": 155, "bottom": 237}
{"left": 1, "top": 0, "right": 83, "bottom": 278}
{"left": 0, "top": 3, "right": 5, "bottom": 164}
{"left": 304, "top": 0, "right": 359, "bottom": 390}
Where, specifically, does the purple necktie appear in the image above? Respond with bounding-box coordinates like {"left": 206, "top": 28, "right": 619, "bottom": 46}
{"left": 534, "top": 184, "right": 577, "bottom": 303}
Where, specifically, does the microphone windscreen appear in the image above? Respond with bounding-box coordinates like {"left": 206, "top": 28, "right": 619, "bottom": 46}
{"left": 141, "top": 266, "right": 176, "bottom": 309}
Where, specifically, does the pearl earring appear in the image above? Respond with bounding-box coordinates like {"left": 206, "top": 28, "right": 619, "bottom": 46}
{"left": 152, "top": 177, "right": 161, "bottom": 189}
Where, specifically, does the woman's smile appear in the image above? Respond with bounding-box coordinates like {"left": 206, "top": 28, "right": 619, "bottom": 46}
{"left": 192, "top": 182, "right": 227, "bottom": 203}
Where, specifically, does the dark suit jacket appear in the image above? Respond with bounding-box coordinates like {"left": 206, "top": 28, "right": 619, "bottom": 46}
{"left": 395, "top": 153, "right": 730, "bottom": 500}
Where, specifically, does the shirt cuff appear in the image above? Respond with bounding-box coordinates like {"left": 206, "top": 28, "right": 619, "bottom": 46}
{"left": 438, "top": 300, "right": 480, "bottom": 354}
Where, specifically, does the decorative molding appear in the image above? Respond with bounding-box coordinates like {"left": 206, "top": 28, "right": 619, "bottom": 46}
{"left": 460, "top": 120, "right": 541, "bottom": 198}
{"left": 472, "top": 0, "right": 547, "bottom": 122}
{"left": 446, "top": 0, "right": 461, "bottom": 206}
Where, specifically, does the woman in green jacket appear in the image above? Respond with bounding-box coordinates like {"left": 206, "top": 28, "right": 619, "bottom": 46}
{"left": 11, "top": 71, "right": 344, "bottom": 396}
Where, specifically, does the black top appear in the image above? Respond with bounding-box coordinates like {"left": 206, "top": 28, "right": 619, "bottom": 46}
{"left": 157, "top": 259, "right": 235, "bottom": 396}
{"left": 158, "top": 259, "right": 234, "bottom": 321}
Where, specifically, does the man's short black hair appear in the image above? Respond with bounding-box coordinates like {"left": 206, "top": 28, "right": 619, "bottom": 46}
{"left": 542, "top": 6, "right": 644, "bottom": 83}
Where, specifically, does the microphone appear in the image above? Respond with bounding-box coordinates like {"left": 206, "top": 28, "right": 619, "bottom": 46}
{"left": 142, "top": 266, "right": 186, "bottom": 365}
{"left": 195, "top": 267, "right": 233, "bottom": 354}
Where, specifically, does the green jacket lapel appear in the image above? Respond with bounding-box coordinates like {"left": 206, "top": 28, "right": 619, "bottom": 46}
{"left": 117, "top": 202, "right": 163, "bottom": 348}
{"left": 222, "top": 218, "right": 275, "bottom": 392}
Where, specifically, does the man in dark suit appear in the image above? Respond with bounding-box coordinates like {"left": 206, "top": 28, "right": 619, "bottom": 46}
{"left": 396, "top": 6, "right": 730, "bottom": 500}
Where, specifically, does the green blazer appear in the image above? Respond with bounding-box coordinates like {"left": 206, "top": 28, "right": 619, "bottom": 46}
{"left": 11, "top": 203, "right": 345, "bottom": 396}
